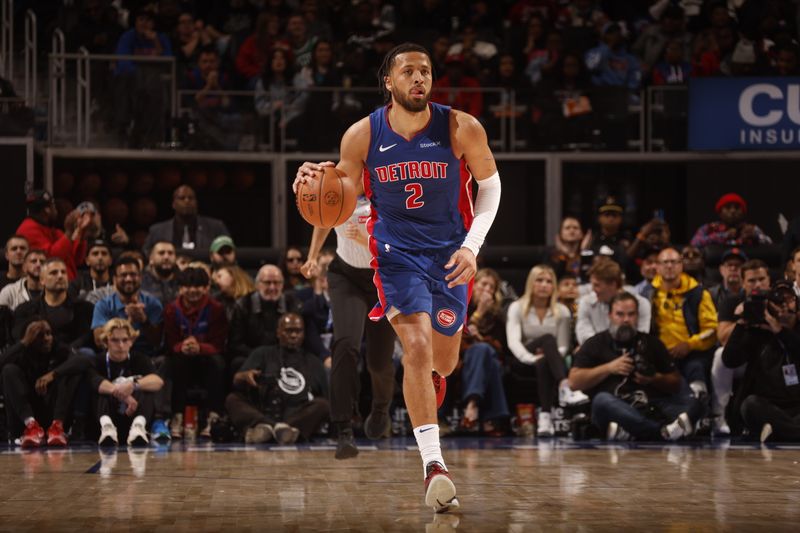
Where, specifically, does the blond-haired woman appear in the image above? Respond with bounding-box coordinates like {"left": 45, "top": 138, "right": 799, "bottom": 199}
{"left": 506, "top": 265, "right": 580, "bottom": 437}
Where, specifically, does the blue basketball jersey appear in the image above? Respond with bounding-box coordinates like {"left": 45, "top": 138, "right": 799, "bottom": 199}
{"left": 363, "top": 103, "right": 474, "bottom": 254}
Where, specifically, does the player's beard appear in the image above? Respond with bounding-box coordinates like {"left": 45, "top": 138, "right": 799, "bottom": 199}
{"left": 392, "top": 85, "right": 431, "bottom": 113}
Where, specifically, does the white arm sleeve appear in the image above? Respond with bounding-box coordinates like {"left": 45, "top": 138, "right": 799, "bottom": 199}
{"left": 462, "top": 172, "right": 501, "bottom": 256}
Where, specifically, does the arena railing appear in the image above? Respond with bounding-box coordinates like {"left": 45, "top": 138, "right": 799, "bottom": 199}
{"left": 48, "top": 29, "right": 66, "bottom": 143}
{"left": 41, "top": 48, "right": 649, "bottom": 152}
{"left": 175, "top": 86, "right": 508, "bottom": 152}
{"left": 23, "top": 9, "right": 35, "bottom": 108}
{"left": 0, "top": 0, "right": 12, "bottom": 81}
{"left": 47, "top": 51, "right": 177, "bottom": 147}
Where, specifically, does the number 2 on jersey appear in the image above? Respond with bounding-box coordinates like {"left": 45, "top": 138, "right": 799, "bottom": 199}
{"left": 405, "top": 183, "right": 424, "bottom": 209}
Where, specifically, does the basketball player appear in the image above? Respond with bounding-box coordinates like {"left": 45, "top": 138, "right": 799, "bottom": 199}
{"left": 293, "top": 43, "right": 501, "bottom": 513}
{"left": 300, "top": 195, "right": 397, "bottom": 460}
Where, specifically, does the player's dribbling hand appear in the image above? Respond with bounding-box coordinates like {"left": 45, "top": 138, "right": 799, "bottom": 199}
{"left": 300, "top": 258, "right": 319, "bottom": 280}
{"left": 293, "top": 161, "right": 335, "bottom": 194}
{"left": 444, "top": 247, "right": 477, "bottom": 289}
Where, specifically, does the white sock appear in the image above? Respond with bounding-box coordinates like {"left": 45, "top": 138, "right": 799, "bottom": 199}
{"left": 413, "top": 424, "right": 445, "bottom": 477}
{"left": 24, "top": 417, "right": 35, "bottom": 426}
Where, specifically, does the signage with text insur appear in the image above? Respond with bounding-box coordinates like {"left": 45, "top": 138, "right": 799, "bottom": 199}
{"left": 689, "top": 77, "right": 800, "bottom": 150}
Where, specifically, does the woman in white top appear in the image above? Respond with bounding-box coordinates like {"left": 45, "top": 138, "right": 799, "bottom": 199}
{"left": 506, "top": 264, "right": 580, "bottom": 437}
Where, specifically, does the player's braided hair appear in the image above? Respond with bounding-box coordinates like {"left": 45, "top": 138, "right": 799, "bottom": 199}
{"left": 377, "top": 42, "right": 433, "bottom": 103}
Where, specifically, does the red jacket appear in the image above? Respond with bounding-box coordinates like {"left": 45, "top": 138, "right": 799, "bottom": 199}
{"left": 164, "top": 295, "right": 228, "bottom": 355}
{"left": 16, "top": 217, "right": 87, "bottom": 280}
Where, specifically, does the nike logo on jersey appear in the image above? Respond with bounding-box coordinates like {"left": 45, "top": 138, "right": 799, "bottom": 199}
{"left": 378, "top": 143, "right": 397, "bottom": 152}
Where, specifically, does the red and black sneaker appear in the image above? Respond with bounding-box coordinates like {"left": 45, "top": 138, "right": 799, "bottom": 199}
{"left": 47, "top": 420, "right": 68, "bottom": 447}
{"left": 432, "top": 371, "right": 447, "bottom": 409}
{"left": 424, "top": 461, "right": 460, "bottom": 513}
{"left": 21, "top": 419, "right": 45, "bottom": 449}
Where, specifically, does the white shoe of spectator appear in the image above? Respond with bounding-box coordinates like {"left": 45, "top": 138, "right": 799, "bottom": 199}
{"left": 606, "top": 421, "right": 631, "bottom": 441}
{"left": 274, "top": 422, "right": 300, "bottom": 444}
{"left": 559, "top": 380, "right": 590, "bottom": 406}
{"left": 760, "top": 423, "right": 773, "bottom": 444}
{"left": 200, "top": 411, "right": 220, "bottom": 439}
{"left": 98, "top": 416, "right": 119, "bottom": 446}
{"left": 689, "top": 381, "right": 708, "bottom": 400}
{"left": 662, "top": 412, "right": 692, "bottom": 441}
{"left": 127, "top": 416, "right": 149, "bottom": 446}
{"left": 245, "top": 423, "right": 274, "bottom": 444}
{"left": 536, "top": 411, "right": 554, "bottom": 438}
{"left": 712, "top": 416, "right": 731, "bottom": 436}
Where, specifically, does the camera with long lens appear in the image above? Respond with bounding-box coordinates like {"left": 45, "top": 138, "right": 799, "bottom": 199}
{"left": 742, "top": 289, "right": 784, "bottom": 325}
{"left": 613, "top": 324, "right": 655, "bottom": 377}
{"left": 742, "top": 280, "right": 799, "bottom": 326}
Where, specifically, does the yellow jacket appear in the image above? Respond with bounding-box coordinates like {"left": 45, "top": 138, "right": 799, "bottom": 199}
{"left": 651, "top": 273, "right": 718, "bottom": 351}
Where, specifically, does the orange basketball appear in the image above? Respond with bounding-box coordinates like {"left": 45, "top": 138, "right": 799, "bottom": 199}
{"left": 296, "top": 167, "right": 357, "bottom": 229}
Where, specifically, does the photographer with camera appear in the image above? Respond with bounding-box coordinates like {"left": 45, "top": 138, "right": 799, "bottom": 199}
{"left": 226, "top": 313, "right": 329, "bottom": 445}
{"left": 569, "top": 292, "right": 702, "bottom": 440}
{"left": 711, "top": 259, "right": 769, "bottom": 435}
{"left": 721, "top": 278, "right": 800, "bottom": 442}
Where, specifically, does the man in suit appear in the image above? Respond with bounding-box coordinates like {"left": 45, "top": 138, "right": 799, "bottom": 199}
{"left": 143, "top": 185, "right": 229, "bottom": 256}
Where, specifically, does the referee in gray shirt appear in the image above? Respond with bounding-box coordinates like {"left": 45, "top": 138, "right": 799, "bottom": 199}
{"left": 302, "top": 195, "right": 396, "bottom": 460}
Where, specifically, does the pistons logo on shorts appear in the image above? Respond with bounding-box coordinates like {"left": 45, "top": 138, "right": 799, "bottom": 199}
{"left": 436, "top": 308, "right": 457, "bottom": 328}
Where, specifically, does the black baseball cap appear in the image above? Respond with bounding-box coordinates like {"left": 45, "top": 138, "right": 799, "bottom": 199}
{"left": 25, "top": 190, "right": 54, "bottom": 211}
{"left": 721, "top": 247, "right": 748, "bottom": 263}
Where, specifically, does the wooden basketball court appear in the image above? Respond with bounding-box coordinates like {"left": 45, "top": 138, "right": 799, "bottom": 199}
{"left": 1, "top": 438, "right": 798, "bottom": 531}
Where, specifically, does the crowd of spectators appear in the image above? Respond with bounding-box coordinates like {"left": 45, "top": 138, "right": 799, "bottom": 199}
{"left": 2, "top": 181, "right": 800, "bottom": 446}
{"left": 38, "top": 0, "right": 799, "bottom": 149}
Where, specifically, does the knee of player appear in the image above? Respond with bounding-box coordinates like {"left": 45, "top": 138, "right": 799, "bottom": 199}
{"left": 400, "top": 336, "right": 433, "bottom": 366}
{"left": 435, "top": 357, "right": 458, "bottom": 377}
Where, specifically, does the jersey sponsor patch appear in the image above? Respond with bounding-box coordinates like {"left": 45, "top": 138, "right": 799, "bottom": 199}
{"left": 436, "top": 308, "right": 457, "bottom": 328}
